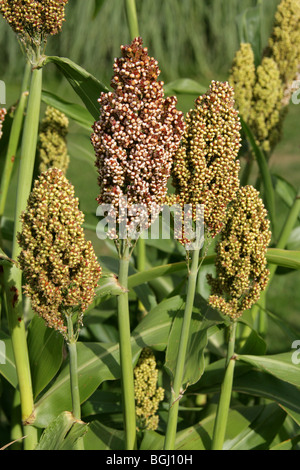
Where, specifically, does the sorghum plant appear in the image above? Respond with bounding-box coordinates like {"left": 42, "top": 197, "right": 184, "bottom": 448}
{"left": 17, "top": 168, "right": 101, "bottom": 436}
{"left": 91, "top": 36, "right": 184, "bottom": 239}
{"left": 164, "top": 80, "right": 242, "bottom": 450}
{"left": 17, "top": 168, "right": 102, "bottom": 335}
{"left": 91, "top": 36, "right": 184, "bottom": 450}
{"left": 210, "top": 185, "right": 271, "bottom": 450}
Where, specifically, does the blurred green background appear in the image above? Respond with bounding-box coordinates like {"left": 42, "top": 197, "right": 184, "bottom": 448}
{"left": 0, "top": 0, "right": 299, "bottom": 352}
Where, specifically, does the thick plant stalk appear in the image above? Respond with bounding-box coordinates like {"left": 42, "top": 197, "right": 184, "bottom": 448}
{"left": 164, "top": 247, "right": 200, "bottom": 450}
{"left": 5, "top": 64, "right": 43, "bottom": 449}
{"left": 117, "top": 241, "right": 137, "bottom": 450}
{"left": 0, "top": 61, "right": 31, "bottom": 218}
{"left": 125, "top": 0, "right": 139, "bottom": 39}
{"left": 211, "top": 320, "right": 237, "bottom": 450}
{"left": 66, "top": 314, "right": 81, "bottom": 421}
{"left": 66, "top": 313, "right": 84, "bottom": 450}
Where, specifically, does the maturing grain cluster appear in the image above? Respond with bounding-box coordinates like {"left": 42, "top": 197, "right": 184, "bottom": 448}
{"left": 168, "top": 80, "right": 241, "bottom": 238}
{"left": 207, "top": 185, "right": 271, "bottom": 319}
{"left": 91, "top": 37, "right": 185, "bottom": 238}
{"left": 0, "top": 0, "right": 68, "bottom": 37}
{"left": 17, "top": 168, "right": 101, "bottom": 335}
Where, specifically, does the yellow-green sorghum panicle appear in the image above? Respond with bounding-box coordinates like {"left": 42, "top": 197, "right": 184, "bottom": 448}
{"left": 91, "top": 37, "right": 185, "bottom": 238}
{"left": 248, "top": 57, "right": 283, "bottom": 154}
{"left": 0, "top": 0, "right": 68, "bottom": 36}
{"left": 0, "top": 107, "right": 6, "bottom": 139}
{"left": 229, "top": 43, "right": 256, "bottom": 123}
{"left": 207, "top": 185, "right": 271, "bottom": 320}
{"left": 169, "top": 80, "right": 241, "bottom": 238}
{"left": 39, "top": 106, "right": 70, "bottom": 174}
{"left": 17, "top": 168, "right": 102, "bottom": 335}
{"left": 134, "top": 348, "right": 164, "bottom": 431}
{"left": 267, "top": 0, "right": 300, "bottom": 88}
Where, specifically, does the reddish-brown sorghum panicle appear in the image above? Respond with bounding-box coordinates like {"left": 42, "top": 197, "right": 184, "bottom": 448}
{"left": 91, "top": 37, "right": 185, "bottom": 238}
{"left": 169, "top": 81, "right": 241, "bottom": 239}
{"left": 207, "top": 185, "right": 271, "bottom": 319}
{"left": 17, "top": 168, "right": 102, "bottom": 335}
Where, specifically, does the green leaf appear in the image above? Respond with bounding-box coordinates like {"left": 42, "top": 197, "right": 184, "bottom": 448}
{"left": 0, "top": 331, "right": 17, "bottom": 388}
{"left": 165, "top": 299, "right": 221, "bottom": 388}
{"left": 270, "top": 435, "right": 300, "bottom": 450}
{"left": 27, "top": 315, "right": 64, "bottom": 399}
{"left": 42, "top": 56, "right": 109, "bottom": 120}
{"left": 287, "top": 227, "right": 300, "bottom": 250}
{"left": 273, "top": 174, "right": 297, "bottom": 209}
{"left": 83, "top": 421, "right": 125, "bottom": 450}
{"left": 35, "top": 411, "right": 87, "bottom": 450}
{"left": 33, "top": 296, "right": 184, "bottom": 427}
{"left": 81, "top": 391, "right": 122, "bottom": 418}
{"left": 266, "top": 248, "right": 300, "bottom": 270}
{"left": 233, "top": 371, "right": 300, "bottom": 426}
{"left": 237, "top": 352, "right": 300, "bottom": 387}
{"left": 41, "top": 90, "right": 93, "bottom": 131}
{"left": 140, "top": 430, "right": 164, "bottom": 450}
{"left": 164, "top": 78, "right": 207, "bottom": 96}
{"left": 174, "top": 404, "right": 284, "bottom": 450}
{"left": 240, "top": 117, "right": 275, "bottom": 229}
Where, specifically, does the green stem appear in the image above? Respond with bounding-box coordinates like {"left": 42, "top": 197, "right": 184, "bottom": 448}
{"left": 4, "top": 63, "right": 42, "bottom": 449}
{"left": 164, "top": 248, "right": 200, "bottom": 450}
{"left": 137, "top": 237, "right": 147, "bottom": 318}
{"left": 12, "top": 66, "right": 43, "bottom": 259}
{"left": 0, "top": 61, "right": 31, "bottom": 218}
{"left": 125, "top": 0, "right": 140, "bottom": 39}
{"left": 211, "top": 321, "right": 237, "bottom": 450}
{"left": 117, "top": 240, "right": 137, "bottom": 450}
{"left": 66, "top": 315, "right": 81, "bottom": 421}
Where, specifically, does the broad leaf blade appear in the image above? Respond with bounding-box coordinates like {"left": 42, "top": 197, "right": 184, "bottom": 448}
{"left": 237, "top": 352, "right": 300, "bottom": 387}
{"left": 27, "top": 315, "right": 64, "bottom": 399}
{"left": 42, "top": 56, "right": 109, "bottom": 120}
{"left": 42, "top": 90, "right": 93, "bottom": 131}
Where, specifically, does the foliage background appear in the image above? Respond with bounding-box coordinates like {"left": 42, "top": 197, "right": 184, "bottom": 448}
{"left": 0, "top": 0, "right": 299, "bottom": 356}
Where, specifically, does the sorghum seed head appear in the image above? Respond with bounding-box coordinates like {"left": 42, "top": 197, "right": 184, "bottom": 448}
{"left": 267, "top": 0, "right": 300, "bottom": 88}
{"left": 229, "top": 43, "right": 256, "bottom": 123}
{"left": 39, "top": 106, "right": 70, "bottom": 174}
{"left": 91, "top": 37, "right": 185, "bottom": 238}
{"left": 169, "top": 80, "right": 241, "bottom": 239}
{"left": 248, "top": 57, "right": 283, "bottom": 154}
{"left": 0, "top": 0, "right": 68, "bottom": 37}
{"left": 134, "top": 348, "right": 164, "bottom": 431}
{"left": 207, "top": 185, "right": 271, "bottom": 320}
{"left": 17, "top": 168, "right": 102, "bottom": 335}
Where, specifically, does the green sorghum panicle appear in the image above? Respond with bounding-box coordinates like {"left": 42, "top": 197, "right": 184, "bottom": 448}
{"left": 0, "top": 107, "right": 6, "bottom": 139}
{"left": 229, "top": 43, "right": 256, "bottom": 123}
{"left": 134, "top": 348, "right": 164, "bottom": 431}
{"left": 207, "top": 185, "right": 271, "bottom": 320}
{"left": 267, "top": 0, "right": 300, "bottom": 89}
{"left": 39, "top": 106, "right": 70, "bottom": 174}
{"left": 0, "top": 0, "right": 68, "bottom": 37}
{"left": 169, "top": 80, "right": 241, "bottom": 238}
{"left": 91, "top": 37, "right": 185, "bottom": 238}
{"left": 248, "top": 57, "right": 283, "bottom": 154}
{"left": 17, "top": 168, "right": 102, "bottom": 335}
